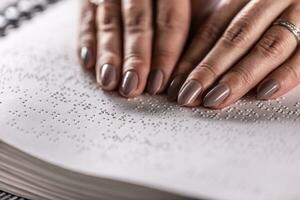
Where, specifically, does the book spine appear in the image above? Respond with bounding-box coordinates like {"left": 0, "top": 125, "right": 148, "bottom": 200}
{"left": 0, "top": 0, "right": 62, "bottom": 36}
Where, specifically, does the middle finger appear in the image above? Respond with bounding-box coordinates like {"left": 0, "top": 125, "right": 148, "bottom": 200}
{"left": 119, "top": 0, "right": 153, "bottom": 98}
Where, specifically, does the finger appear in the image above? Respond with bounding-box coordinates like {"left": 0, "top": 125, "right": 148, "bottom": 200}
{"left": 146, "top": 0, "right": 190, "bottom": 95}
{"left": 203, "top": 6, "right": 300, "bottom": 109}
{"left": 178, "top": 0, "right": 292, "bottom": 107}
{"left": 119, "top": 0, "right": 153, "bottom": 97}
{"left": 189, "top": 0, "right": 219, "bottom": 38}
{"left": 191, "top": 0, "right": 219, "bottom": 23}
{"left": 78, "top": 0, "right": 97, "bottom": 69}
{"left": 257, "top": 48, "right": 300, "bottom": 100}
{"left": 95, "top": 0, "right": 122, "bottom": 91}
{"left": 167, "top": 0, "right": 248, "bottom": 101}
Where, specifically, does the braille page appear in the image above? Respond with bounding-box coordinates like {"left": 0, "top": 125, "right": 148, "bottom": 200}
{"left": 1, "top": 1, "right": 300, "bottom": 200}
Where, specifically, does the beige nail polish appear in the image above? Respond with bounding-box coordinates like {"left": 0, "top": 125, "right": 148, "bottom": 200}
{"left": 167, "top": 74, "right": 186, "bottom": 102}
{"left": 203, "top": 83, "right": 230, "bottom": 108}
{"left": 98, "top": 64, "right": 117, "bottom": 88}
{"left": 147, "top": 69, "right": 164, "bottom": 95}
{"left": 120, "top": 71, "right": 138, "bottom": 96}
{"left": 178, "top": 80, "right": 202, "bottom": 106}
{"left": 257, "top": 79, "right": 279, "bottom": 100}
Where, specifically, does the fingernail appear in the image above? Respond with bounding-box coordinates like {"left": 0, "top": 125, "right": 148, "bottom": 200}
{"left": 167, "top": 74, "right": 186, "bottom": 102}
{"left": 80, "top": 47, "right": 90, "bottom": 68}
{"left": 178, "top": 80, "right": 202, "bottom": 106}
{"left": 147, "top": 69, "right": 164, "bottom": 95}
{"left": 203, "top": 83, "right": 230, "bottom": 108}
{"left": 98, "top": 64, "right": 117, "bottom": 88}
{"left": 257, "top": 79, "right": 279, "bottom": 100}
{"left": 120, "top": 71, "right": 138, "bottom": 96}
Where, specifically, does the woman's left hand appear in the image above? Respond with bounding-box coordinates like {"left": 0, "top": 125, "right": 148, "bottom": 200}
{"left": 169, "top": 0, "right": 300, "bottom": 109}
{"left": 77, "top": 0, "right": 218, "bottom": 98}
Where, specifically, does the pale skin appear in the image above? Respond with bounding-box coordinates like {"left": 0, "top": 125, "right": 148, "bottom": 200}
{"left": 78, "top": 0, "right": 300, "bottom": 109}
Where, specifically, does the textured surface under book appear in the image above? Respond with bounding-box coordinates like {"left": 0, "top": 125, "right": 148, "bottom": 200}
{"left": 0, "top": 191, "right": 27, "bottom": 200}
{"left": 1, "top": 0, "right": 300, "bottom": 200}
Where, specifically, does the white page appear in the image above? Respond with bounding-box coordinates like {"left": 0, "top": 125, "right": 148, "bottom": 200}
{"left": 1, "top": 1, "right": 300, "bottom": 200}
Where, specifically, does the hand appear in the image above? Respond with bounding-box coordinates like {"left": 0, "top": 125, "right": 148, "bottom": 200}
{"left": 78, "top": 0, "right": 191, "bottom": 98}
{"left": 170, "top": 0, "right": 300, "bottom": 109}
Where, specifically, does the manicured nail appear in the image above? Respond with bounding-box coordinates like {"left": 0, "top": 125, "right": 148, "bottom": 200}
{"left": 257, "top": 79, "right": 279, "bottom": 100}
{"left": 147, "top": 69, "right": 164, "bottom": 95}
{"left": 167, "top": 74, "right": 186, "bottom": 102}
{"left": 98, "top": 64, "right": 117, "bottom": 88}
{"left": 203, "top": 83, "right": 230, "bottom": 108}
{"left": 120, "top": 71, "right": 138, "bottom": 96}
{"left": 80, "top": 47, "right": 90, "bottom": 68}
{"left": 178, "top": 80, "right": 202, "bottom": 106}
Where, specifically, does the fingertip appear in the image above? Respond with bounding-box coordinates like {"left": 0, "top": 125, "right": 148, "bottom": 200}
{"left": 177, "top": 80, "right": 202, "bottom": 107}
{"left": 203, "top": 83, "right": 230, "bottom": 109}
{"left": 146, "top": 69, "right": 164, "bottom": 95}
{"left": 96, "top": 64, "right": 119, "bottom": 91}
{"left": 79, "top": 46, "right": 94, "bottom": 69}
{"left": 256, "top": 79, "right": 280, "bottom": 100}
{"left": 167, "top": 74, "right": 186, "bottom": 102}
{"left": 119, "top": 71, "right": 139, "bottom": 98}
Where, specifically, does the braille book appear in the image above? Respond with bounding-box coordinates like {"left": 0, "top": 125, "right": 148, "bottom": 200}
{"left": 1, "top": 0, "right": 300, "bottom": 200}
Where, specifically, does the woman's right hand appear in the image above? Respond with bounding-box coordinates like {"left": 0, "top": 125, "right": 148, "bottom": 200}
{"left": 171, "top": 0, "right": 300, "bottom": 109}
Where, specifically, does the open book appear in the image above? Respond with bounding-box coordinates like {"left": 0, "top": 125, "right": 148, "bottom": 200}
{"left": 1, "top": 0, "right": 300, "bottom": 199}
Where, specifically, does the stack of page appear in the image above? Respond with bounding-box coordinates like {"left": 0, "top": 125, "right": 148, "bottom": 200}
{"left": 1, "top": 0, "right": 300, "bottom": 200}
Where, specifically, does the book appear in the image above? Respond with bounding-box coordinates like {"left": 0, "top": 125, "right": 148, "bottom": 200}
{"left": 1, "top": 0, "right": 300, "bottom": 199}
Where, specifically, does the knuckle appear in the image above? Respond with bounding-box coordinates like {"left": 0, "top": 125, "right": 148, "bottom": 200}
{"left": 98, "top": 52, "right": 121, "bottom": 66}
{"left": 228, "top": 67, "right": 254, "bottom": 85}
{"left": 156, "top": 10, "right": 186, "bottom": 32}
{"left": 282, "top": 65, "right": 300, "bottom": 81}
{"left": 80, "top": 33, "right": 95, "bottom": 44}
{"left": 254, "top": 31, "right": 286, "bottom": 57}
{"left": 123, "top": 53, "right": 149, "bottom": 74}
{"left": 98, "top": 25, "right": 118, "bottom": 32}
{"left": 124, "top": 5, "right": 151, "bottom": 33}
{"left": 195, "top": 20, "right": 221, "bottom": 42}
{"left": 154, "top": 48, "right": 176, "bottom": 59}
{"left": 82, "top": 1, "right": 96, "bottom": 17}
{"left": 81, "top": 13, "right": 96, "bottom": 34}
{"left": 124, "top": 53, "right": 145, "bottom": 66}
{"left": 97, "top": 3, "right": 120, "bottom": 31}
{"left": 197, "top": 63, "right": 218, "bottom": 79}
{"left": 82, "top": 9, "right": 95, "bottom": 24}
{"left": 221, "top": 17, "right": 253, "bottom": 48}
{"left": 80, "top": 23, "right": 93, "bottom": 35}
